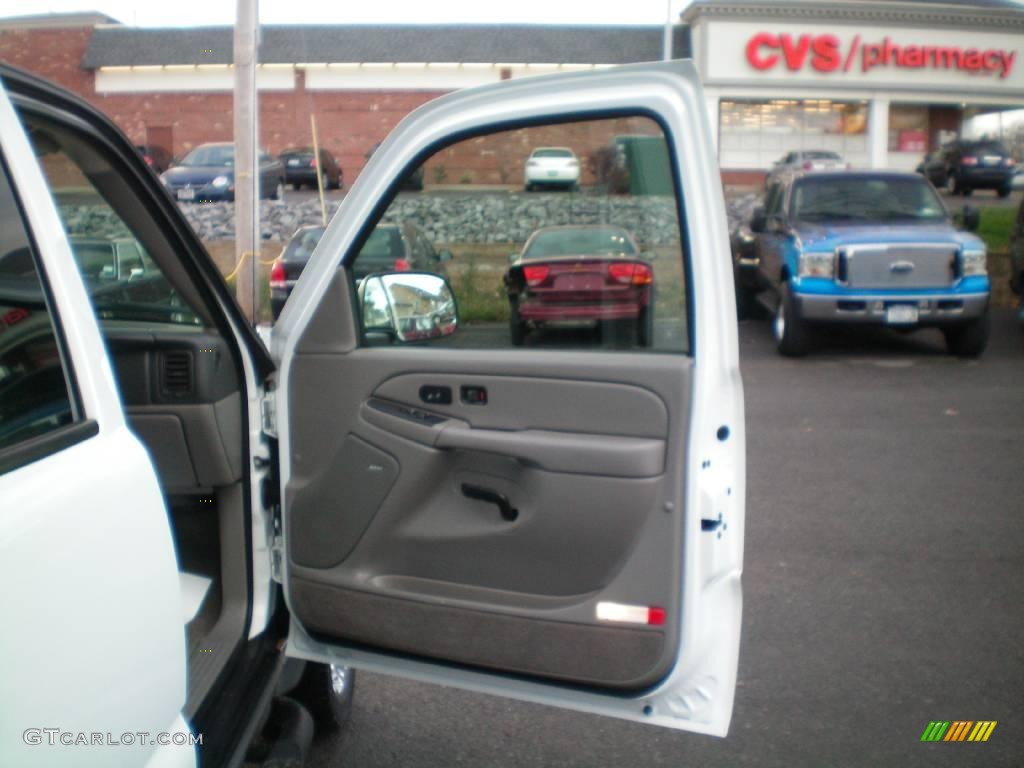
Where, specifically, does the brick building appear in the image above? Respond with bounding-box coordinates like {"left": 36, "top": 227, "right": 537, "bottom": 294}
{"left": 2, "top": 2, "right": 1021, "bottom": 188}
{"left": 0, "top": 13, "right": 686, "bottom": 184}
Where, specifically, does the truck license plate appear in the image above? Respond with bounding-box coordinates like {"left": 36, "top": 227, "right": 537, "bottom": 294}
{"left": 176, "top": 188, "right": 195, "bottom": 201}
{"left": 885, "top": 305, "right": 918, "bottom": 324}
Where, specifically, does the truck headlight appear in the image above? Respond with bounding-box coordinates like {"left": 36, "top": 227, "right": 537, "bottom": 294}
{"left": 960, "top": 250, "right": 986, "bottom": 277}
{"left": 212, "top": 175, "right": 230, "bottom": 188}
{"left": 798, "top": 251, "right": 835, "bottom": 278}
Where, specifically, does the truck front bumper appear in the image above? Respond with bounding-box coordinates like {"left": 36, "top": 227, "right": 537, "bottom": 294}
{"left": 795, "top": 291, "right": 989, "bottom": 325}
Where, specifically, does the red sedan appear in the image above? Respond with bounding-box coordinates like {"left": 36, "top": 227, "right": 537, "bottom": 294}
{"left": 504, "top": 225, "right": 654, "bottom": 346}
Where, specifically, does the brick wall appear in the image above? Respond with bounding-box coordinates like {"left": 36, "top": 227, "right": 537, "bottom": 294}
{"left": 0, "top": 25, "right": 671, "bottom": 189}
{"left": 0, "top": 26, "right": 95, "bottom": 97}
{"left": 0, "top": 25, "right": 449, "bottom": 182}
{"left": 423, "top": 117, "right": 662, "bottom": 187}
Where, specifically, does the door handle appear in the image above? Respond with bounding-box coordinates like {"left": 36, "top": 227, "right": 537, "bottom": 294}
{"left": 461, "top": 484, "right": 518, "bottom": 521}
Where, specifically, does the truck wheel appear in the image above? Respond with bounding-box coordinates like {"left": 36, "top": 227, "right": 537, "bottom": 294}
{"left": 734, "top": 264, "right": 759, "bottom": 320}
{"left": 292, "top": 663, "right": 355, "bottom": 732}
{"left": 509, "top": 300, "right": 526, "bottom": 346}
{"left": 774, "top": 282, "right": 811, "bottom": 357}
{"left": 637, "top": 306, "right": 654, "bottom": 347}
{"left": 943, "top": 311, "right": 990, "bottom": 357}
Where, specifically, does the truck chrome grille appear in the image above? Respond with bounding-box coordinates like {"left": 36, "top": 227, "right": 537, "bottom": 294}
{"left": 841, "top": 244, "right": 956, "bottom": 289}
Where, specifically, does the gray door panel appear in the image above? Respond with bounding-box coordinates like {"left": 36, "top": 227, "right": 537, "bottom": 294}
{"left": 285, "top": 274, "right": 691, "bottom": 690}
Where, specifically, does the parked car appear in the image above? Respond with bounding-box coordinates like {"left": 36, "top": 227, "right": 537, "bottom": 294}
{"left": 135, "top": 143, "right": 173, "bottom": 174}
{"left": 915, "top": 149, "right": 946, "bottom": 187}
{"left": 922, "top": 139, "right": 1016, "bottom": 197}
{"left": 1011, "top": 165, "right": 1024, "bottom": 191}
{"left": 737, "top": 170, "right": 989, "bottom": 357}
{"left": 159, "top": 142, "right": 285, "bottom": 202}
{"left": 1, "top": 58, "right": 745, "bottom": 768}
{"left": 504, "top": 225, "right": 653, "bottom": 346}
{"left": 270, "top": 222, "right": 450, "bottom": 319}
{"left": 280, "top": 146, "right": 343, "bottom": 190}
{"left": 524, "top": 147, "right": 580, "bottom": 191}
{"left": 767, "top": 150, "right": 846, "bottom": 185}
{"left": 270, "top": 225, "right": 326, "bottom": 319}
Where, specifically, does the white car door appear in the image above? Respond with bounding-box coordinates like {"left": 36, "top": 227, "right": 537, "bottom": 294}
{"left": 0, "top": 79, "right": 194, "bottom": 768}
{"left": 275, "top": 60, "right": 745, "bottom": 736}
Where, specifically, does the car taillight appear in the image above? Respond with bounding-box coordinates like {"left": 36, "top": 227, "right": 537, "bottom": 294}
{"left": 608, "top": 262, "right": 653, "bottom": 285}
{"left": 961, "top": 156, "right": 978, "bottom": 166}
{"left": 394, "top": 258, "right": 411, "bottom": 271}
{"left": 802, "top": 161, "right": 813, "bottom": 170}
{"left": 309, "top": 158, "right": 317, "bottom": 167}
{"left": 523, "top": 265, "right": 550, "bottom": 287}
{"left": 269, "top": 259, "right": 286, "bottom": 288}
{"left": 526, "top": 160, "right": 539, "bottom": 167}
{"left": 143, "top": 156, "right": 154, "bottom": 166}
{"left": 1006, "top": 158, "right": 1016, "bottom": 167}
{"left": 568, "top": 159, "right": 579, "bottom": 166}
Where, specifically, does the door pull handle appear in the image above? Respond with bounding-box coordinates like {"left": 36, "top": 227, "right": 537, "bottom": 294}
{"left": 461, "top": 484, "right": 518, "bottom": 521}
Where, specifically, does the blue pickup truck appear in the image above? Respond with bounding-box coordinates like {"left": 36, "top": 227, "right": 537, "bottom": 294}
{"left": 734, "top": 170, "right": 989, "bottom": 357}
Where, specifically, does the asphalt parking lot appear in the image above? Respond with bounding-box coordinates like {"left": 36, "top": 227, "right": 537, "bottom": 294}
{"left": 309, "top": 309, "right": 1024, "bottom": 768}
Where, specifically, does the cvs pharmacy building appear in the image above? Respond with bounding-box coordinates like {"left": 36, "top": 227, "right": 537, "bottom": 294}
{"left": 682, "top": 0, "right": 1024, "bottom": 177}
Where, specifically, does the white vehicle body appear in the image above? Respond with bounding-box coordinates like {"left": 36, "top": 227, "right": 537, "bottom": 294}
{"left": 524, "top": 146, "right": 581, "bottom": 188}
{"left": 767, "top": 149, "right": 848, "bottom": 185}
{"left": 0, "top": 58, "right": 745, "bottom": 768}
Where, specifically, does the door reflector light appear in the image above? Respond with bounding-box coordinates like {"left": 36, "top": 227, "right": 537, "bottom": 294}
{"left": 596, "top": 602, "right": 665, "bottom": 626}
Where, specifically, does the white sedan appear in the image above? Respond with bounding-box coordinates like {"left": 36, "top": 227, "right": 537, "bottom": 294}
{"left": 524, "top": 147, "right": 580, "bottom": 191}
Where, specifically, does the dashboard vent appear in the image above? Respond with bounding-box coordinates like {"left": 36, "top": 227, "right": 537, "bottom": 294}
{"left": 161, "top": 351, "right": 194, "bottom": 396}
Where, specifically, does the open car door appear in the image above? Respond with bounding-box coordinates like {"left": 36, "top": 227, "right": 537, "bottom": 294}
{"left": 274, "top": 60, "right": 745, "bottom": 736}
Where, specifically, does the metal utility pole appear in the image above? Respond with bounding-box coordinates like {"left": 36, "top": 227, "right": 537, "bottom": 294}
{"left": 663, "top": 0, "right": 674, "bottom": 61}
{"left": 234, "top": 0, "right": 259, "bottom": 323}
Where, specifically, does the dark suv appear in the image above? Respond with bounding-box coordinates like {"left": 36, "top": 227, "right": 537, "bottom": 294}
{"left": 279, "top": 147, "right": 343, "bottom": 190}
{"left": 270, "top": 222, "right": 451, "bottom": 318}
{"left": 932, "top": 140, "right": 1016, "bottom": 198}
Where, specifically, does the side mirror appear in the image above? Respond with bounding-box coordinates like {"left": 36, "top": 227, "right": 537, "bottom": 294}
{"left": 438, "top": 250, "right": 453, "bottom": 262}
{"left": 358, "top": 271, "right": 458, "bottom": 343}
{"left": 749, "top": 206, "right": 767, "bottom": 234}
{"left": 962, "top": 205, "right": 980, "bottom": 232}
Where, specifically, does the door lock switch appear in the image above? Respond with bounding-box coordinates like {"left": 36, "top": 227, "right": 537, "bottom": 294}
{"left": 460, "top": 385, "right": 488, "bottom": 405}
{"left": 419, "top": 385, "right": 452, "bottom": 405}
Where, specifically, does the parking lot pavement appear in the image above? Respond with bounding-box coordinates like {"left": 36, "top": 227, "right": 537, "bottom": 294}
{"left": 309, "top": 309, "right": 1024, "bottom": 768}
{"left": 939, "top": 188, "right": 1021, "bottom": 210}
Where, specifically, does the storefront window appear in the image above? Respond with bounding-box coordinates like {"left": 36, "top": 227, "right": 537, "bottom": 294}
{"left": 719, "top": 99, "right": 868, "bottom": 169}
{"left": 888, "top": 105, "right": 929, "bottom": 153}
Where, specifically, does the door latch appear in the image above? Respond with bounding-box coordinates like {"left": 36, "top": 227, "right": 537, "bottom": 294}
{"left": 462, "top": 484, "right": 518, "bottom": 521}
{"left": 701, "top": 512, "right": 723, "bottom": 533}
{"left": 261, "top": 392, "right": 277, "bottom": 438}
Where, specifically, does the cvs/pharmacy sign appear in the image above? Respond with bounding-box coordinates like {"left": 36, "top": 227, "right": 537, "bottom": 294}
{"left": 744, "top": 32, "right": 1016, "bottom": 79}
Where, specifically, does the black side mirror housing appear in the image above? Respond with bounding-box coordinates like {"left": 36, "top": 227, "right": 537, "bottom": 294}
{"left": 749, "top": 206, "right": 767, "bottom": 234}
{"left": 962, "top": 205, "right": 980, "bottom": 232}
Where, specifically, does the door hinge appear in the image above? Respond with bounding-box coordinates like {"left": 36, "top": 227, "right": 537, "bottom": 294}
{"left": 270, "top": 513, "right": 284, "bottom": 583}
{"left": 261, "top": 392, "right": 277, "bottom": 438}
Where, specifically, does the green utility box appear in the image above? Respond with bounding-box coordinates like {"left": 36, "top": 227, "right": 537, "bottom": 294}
{"left": 613, "top": 135, "right": 674, "bottom": 196}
